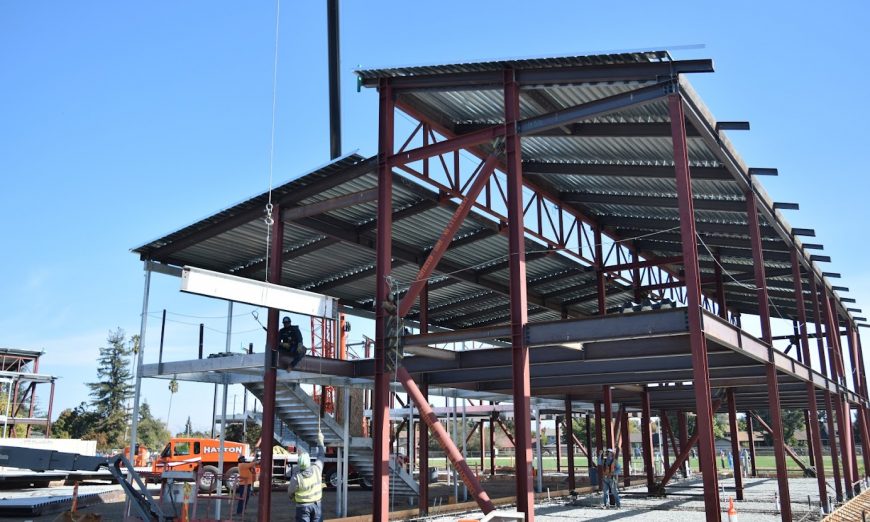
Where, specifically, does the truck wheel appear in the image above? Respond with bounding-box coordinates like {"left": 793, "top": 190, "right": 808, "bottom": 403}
{"left": 199, "top": 465, "right": 220, "bottom": 493}
{"left": 225, "top": 467, "right": 240, "bottom": 491}
{"left": 326, "top": 469, "right": 339, "bottom": 488}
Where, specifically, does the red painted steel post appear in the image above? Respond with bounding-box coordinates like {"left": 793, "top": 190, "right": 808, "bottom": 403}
{"left": 745, "top": 412, "right": 757, "bottom": 477}
{"left": 824, "top": 295, "right": 856, "bottom": 497}
{"left": 373, "top": 78, "right": 395, "bottom": 521}
{"left": 564, "top": 397, "right": 575, "bottom": 491}
{"left": 603, "top": 386, "right": 614, "bottom": 451}
{"left": 257, "top": 202, "right": 284, "bottom": 522}
{"left": 852, "top": 326, "right": 870, "bottom": 478}
{"left": 726, "top": 389, "right": 744, "bottom": 500}
{"left": 504, "top": 68, "right": 534, "bottom": 521}
{"left": 418, "top": 284, "right": 429, "bottom": 515}
{"left": 746, "top": 190, "right": 792, "bottom": 520}
{"left": 641, "top": 389, "right": 654, "bottom": 492}
{"left": 594, "top": 226, "right": 606, "bottom": 315}
{"left": 397, "top": 368, "right": 495, "bottom": 514}
{"left": 811, "top": 278, "right": 843, "bottom": 500}
{"left": 621, "top": 409, "right": 630, "bottom": 488}
{"left": 668, "top": 93, "right": 721, "bottom": 519}
{"left": 790, "top": 250, "right": 829, "bottom": 512}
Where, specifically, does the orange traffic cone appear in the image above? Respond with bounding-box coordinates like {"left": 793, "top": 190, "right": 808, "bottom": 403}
{"left": 727, "top": 496, "right": 738, "bottom": 522}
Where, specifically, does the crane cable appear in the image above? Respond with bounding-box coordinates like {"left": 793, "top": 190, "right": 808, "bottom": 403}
{"left": 263, "top": 0, "right": 282, "bottom": 281}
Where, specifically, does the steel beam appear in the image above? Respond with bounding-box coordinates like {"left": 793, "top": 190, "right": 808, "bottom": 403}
{"left": 746, "top": 189, "right": 792, "bottom": 521}
{"left": 523, "top": 162, "right": 732, "bottom": 180}
{"left": 504, "top": 69, "right": 535, "bottom": 522}
{"left": 518, "top": 81, "right": 675, "bottom": 135}
{"left": 419, "top": 381, "right": 429, "bottom": 515}
{"left": 565, "top": 397, "right": 575, "bottom": 491}
{"left": 372, "top": 78, "right": 394, "bottom": 522}
{"left": 561, "top": 192, "right": 746, "bottom": 213}
{"left": 398, "top": 368, "right": 494, "bottom": 513}
{"left": 359, "top": 59, "right": 713, "bottom": 90}
{"left": 669, "top": 94, "right": 720, "bottom": 520}
{"left": 641, "top": 389, "right": 654, "bottom": 492}
{"left": 257, "top": 202, "right": 283, "bottom": 522}
{"left": 399, "top": 154, "right": 499, "bottom": 317}
{"left": 456, "top": 121, "right": 703, "bottom": 138}
{"left": 791, "top": 247, "right": 829, "bottom": 512}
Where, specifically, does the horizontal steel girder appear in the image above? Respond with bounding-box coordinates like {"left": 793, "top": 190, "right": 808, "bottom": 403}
{"left": 358, "top": 60, "right": 714, "bottom": 91}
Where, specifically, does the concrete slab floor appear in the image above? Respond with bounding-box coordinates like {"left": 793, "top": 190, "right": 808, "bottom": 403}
{"left": 428, "top": 477, "right": 826, "bottom": 521}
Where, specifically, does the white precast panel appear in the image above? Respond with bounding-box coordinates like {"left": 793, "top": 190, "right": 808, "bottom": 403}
{"left": 181, "top": 266, "right": 338, "bottom": 318}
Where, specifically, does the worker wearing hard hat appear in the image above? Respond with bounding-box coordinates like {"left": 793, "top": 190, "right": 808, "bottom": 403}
{"left": 287, "top": 432, "right": 325, "bottom": 522}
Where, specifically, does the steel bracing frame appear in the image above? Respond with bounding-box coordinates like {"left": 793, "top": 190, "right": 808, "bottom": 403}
{"left": 360, "top": 67, "right": 870, "bottom": 521}
{"left": 128, "top": 55, "right": 870, "bottom": 522}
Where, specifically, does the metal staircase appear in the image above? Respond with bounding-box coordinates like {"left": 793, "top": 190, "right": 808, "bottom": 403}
{"left": 245, "top": 381, "right": 419, "bottom": 498}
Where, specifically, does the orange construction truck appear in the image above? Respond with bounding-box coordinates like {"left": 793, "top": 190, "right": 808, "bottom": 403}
{"left": 152, "top": 437, "right": 250, "bottom": 492}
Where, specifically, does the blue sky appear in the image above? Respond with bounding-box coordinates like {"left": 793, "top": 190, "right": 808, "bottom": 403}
{"left": 1, "top": 1, "right": 869, "bottom": 435}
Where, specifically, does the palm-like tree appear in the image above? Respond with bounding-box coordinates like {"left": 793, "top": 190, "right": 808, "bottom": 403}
{"left": 166, "top": 378, "right": 179, "bottom": 426}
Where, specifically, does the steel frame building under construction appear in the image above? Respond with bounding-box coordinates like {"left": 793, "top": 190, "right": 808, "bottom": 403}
{"left": 133, "top": 51, "right": 869, "bottom": 522}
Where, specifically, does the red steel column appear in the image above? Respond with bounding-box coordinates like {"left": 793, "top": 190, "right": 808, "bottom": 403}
{"left": 669, "top": 93, "right": 720, "bottom": 519}
{"left": 726, "top": 389, "right": 744, "bottom": 500}
{"left": 790, "top": 250, "right": 829, "bottom": 512}
{"left": 746, "top": 189, "right": 791, "bottom": 520}
{"left": 641, "top": 389, "right": 654, "bottom": 492}
{"left": 603, "top": 386, "right": 614, "bottom": 450}
{"left": 621, "top": 409, "right": 631, "bottom": 488}
{"left": 503, "top": 68, "right": 534, "bottom": 522}
{"left": 418, "top": 381, "right": 429, "bottom": 515}
{"left": 373, "top": 78, "right": 394, "bottom": 521}
{"left": 398, "top": 368, "right": 495, "bottom": 513}
{"left": 824, "top": 294, "right": 856, "bottom": 497}
{"left": 811, "top": 278, "right": 843, "bottom": 501}
{"left": 745, "top": 412, "right": 758, "bottom": 477}
{"left": 418, "top": 285, "right": 429, "bottom": 515}
{"left": 257, "top": 202, "right": 284, "bottom": 522}
{"left": 564, "top": 397, "right": 576, "bottom": 491}
{"left": 852, "top": 326, "right": 870, "bottom": 478}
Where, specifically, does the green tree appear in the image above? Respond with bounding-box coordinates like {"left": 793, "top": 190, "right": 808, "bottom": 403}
{"left": 137, "top": 402, "right": 171, "bottom": 452}
{"left": 52, "top": 402, "right": 101, "bottom": 440}
{"left": 225, "top": 420, "right": 262, "bottom": 448}
{"left": 757, "top": 409, "right": 805, "bottom": 446}
{"left": 86, "top": 329, "right": 134, "bottom": 449}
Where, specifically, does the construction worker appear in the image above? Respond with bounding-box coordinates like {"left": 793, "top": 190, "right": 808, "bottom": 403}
{"left": 279, "top": 316, "right": 306, "bottom": 368}
{"left": 235, "top": 455, "right": 259, "bottom": 515}
{"left": 288, "top": 432, "right": 325, "bottom": 522}
{"left": 601, "top": 448, "right": 621, "bottom": 509}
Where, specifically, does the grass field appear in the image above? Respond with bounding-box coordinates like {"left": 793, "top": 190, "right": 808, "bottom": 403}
{"left": 423, "top": 454, "right": 865, "bottom": 476}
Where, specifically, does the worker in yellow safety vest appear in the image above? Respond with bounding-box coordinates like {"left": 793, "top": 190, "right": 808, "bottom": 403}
{"left": 287, "top": 432, "right": 325, "bottom": 522}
